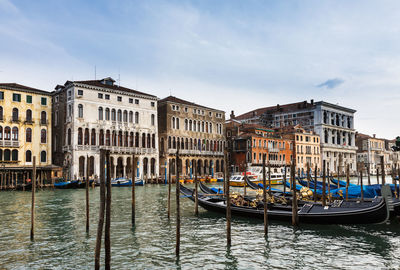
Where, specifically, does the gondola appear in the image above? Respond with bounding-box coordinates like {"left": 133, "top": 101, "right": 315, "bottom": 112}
{"left": 54, "top": 180, "right": 81, "bottom": 189}
{"left": 199, "top": 182, "right": 223, "bottom": 194}
{"left": 180, "top": 184, "right": 390, "bottom": 224}
{"left": 330, "top": 178, "right": 357, "bottom": 188}
{"left": 111, "top": 178, "right": 144, "bottom": 187}
{"left": 15, "top": 182, "right": 32, "bottom": 191}
{"left": 298, "top": 178, "right": 337, "bottom": 190}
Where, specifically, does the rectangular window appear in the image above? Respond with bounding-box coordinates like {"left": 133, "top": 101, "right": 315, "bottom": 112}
{"left": 26, "top": 95, "right": 32, "bottom": 104}
{"left": 13, "top": 93, "right": 21, "bottom": 102}
{"left": 117, "top": 96, "right": 122, "bottom": 102}
{"left": 0, "top": 92, "right": 3, "bottom": 100}
{"left": 105, "top": 94, "right": 110, "bottom": 100}
{"left": 98, "top": 93, "right": 103, "bottom": 99}
{"left": 77, "top": 90, "right": 83, "bottom": 96}
{"left": 135, "top": 99, "right": 139, "bottom": 104}
{"left": 151, "top": 102, "right": 155, "bottom": 107}
{"left": 41, "top": 97, "right": 47, "bottom": 105}
{"left": 129, "top": 98, "right": 133, "bottom": 104}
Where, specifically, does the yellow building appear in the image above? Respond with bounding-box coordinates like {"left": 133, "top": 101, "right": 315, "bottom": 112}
{"left": 0, "top": 83, "right": 57, "bottom": 187}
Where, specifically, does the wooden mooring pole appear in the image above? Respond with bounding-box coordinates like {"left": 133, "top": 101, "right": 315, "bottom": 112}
{"left": 283, "top": 165, "right": 287, "bottom": 195}
{"left": 194, "top": 161, "right": 199, "bottom": 216}
{"left": 346, "top": 164, "right": 350, "bottom": 202}
{"left": 367, "top": 163, "right": 371, "bottom": 186}
{"left": 105, "top": 151, "right": 111, "bottom": 270}
{"left": 322, "top": 161, "right": 326, "bottom": 207}
{"left": 306, "top": 162, "right": 310, "bottom": 188}
{"left": 30, "top": 156, "right": 36, "bottom": 241}
{"left": 291, "top": 162, "right": 298, "bottom": 226}
{"left": 243, "top": 163, "right": 247, "bottom": 197}
{"left": 377, "top": 165, "right": 380, "bottom": 185}
{"left": 327, "top": 168, "right": 331, "bottom": 203}
{"left": 262, "top": 154, "right": 268, "bottom": 236}
{"left": 95, "top": 150, "right": 106, "bottom": 270}
{"left": 132, "top": 154, "right": 136, "bottom": 226}
{"left": 86, "top": 155, "right": 90, "bottom": 234}
{"left": 268, "top": 162, "right": 272, "bottom": 196}
{"left": 167, "top": 162, "right": 171, "bottom": 219}
{"left": 225, "top": 149, "right": 231, "bottom": 246}
{"left": 360, "top": 165, "right": 364, "bottom": 202}
{"left": 381, "top": 156, "right": 385, "bottom": 185}
{"left": 175, "top": 146, "right": 180, "bottom": 257}
{"left": 314, "top": 164, "right": 317, "bottom": 202}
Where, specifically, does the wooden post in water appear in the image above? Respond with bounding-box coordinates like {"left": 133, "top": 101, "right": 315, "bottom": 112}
{"left": 86, "top": 155, "right": 90, "bottom": 234}
{"left": 336, "top": 164, "right": 340, "bottom": 189}
{"left": 381, "top": 156, "right": 385, "bottom": 185}
{"left": 105, "top": 151, "right": 111, "bottom": 270}
{"left": 175, "top": 146, "right": 180, "bottom": 257}
{"left": 167, "top": 161, "right": 171, "bottom": 219}
{"left": 376, "top": 165, "right": 380, "bottom": 185}
{"left": 95, "top": 150, "right": 106, "bottom": 270}
{"left": 306, "top": 162, "right": 310, "bottom": 188}
{"left": 132, "top": 154, "right": 136, "bottom": 225}
{"left": 224, "top": 149, "right": 231, "bottom": 247}
{"left": 291, "top": 162, "right": 299, "bottom": 226}
{"left": 322, "top": 161, "right": 326, "bottom": 206}
{"left": 314, "top": 164, "right": 317, "bottom": 202}
{"left": 30, "top": 156, "right": 36, "bottom": 241}
{"left": 262, "top": 154, "right": 268, "bottom": 236}
{"left": 360, "top": 165, "right": 364, "bottom": 202}
{"left": 327, "top": 168, "right": 331, "bottom": 203}
{"left": 367, "top": 163, "right": 371, "bottom": 186}
{"left": 243, "top": 163, "right": 247, "bottom": 197}
{"left": 194, "top": 161, "right": 199, "bottom": 216}
{"left": 346, "top": 164, "right": 350, "bottom": 202}
{"left": 283, "top": 165, "right": 287, "bottom": 195}
{"left": 268, "top": 162, "right": 272, "bottom": 196}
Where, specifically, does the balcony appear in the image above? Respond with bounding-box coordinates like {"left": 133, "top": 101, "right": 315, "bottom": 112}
{"left": 10, "top": 117, "right": 20, "bottom": 123}
{"left": 268, "top": 160, "right": 286, "bottom": 166}
{"left": 268, "top": 147, "right": 280, "bottom": 153}
{"left": 24, "top": 119, "right": 34, "bottom": 125}
{"left": 167, "top": 148, "right": 224, "bottom": 156}
{"left": 40, "top": 120, "right": 49, "bottom": 126}
{"left": 0, "top": 140, "right": 19, "bottom": 147}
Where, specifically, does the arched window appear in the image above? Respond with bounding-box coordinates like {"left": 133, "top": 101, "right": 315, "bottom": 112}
{"left": 152, "top": 134, "right": 155, "bottom": 148}
{"left": 99, "top": 129, "right": 104, "bottom": 146}
{"left": 151, "top": 114, "right": 155, "bottom": 126}
{"left": 135, "top": 112, "right": 139, "bottom": 124}
{"left": 189, "top": 120, "right": 192, "bottom": 131}
{"left": 117, "top": 109, "right": 122, "bottom": 122}
{"left": 130, "top": 132, "right": 134, "bottom": 147}
{"left": 111, "top": 109, "right": 116, "bottom": 121}
{"left": 105, "top": 108, "right": 110, "bottom": 120}
{"left": 11, "top": 127, "right": 18, "bottom": 141}
{"left": 129, "top": 111, "right": 133, "bottom": 123}
{"left": 0, "top": 106, "right": 3, "bottom": 120}
{"left": 26, "top": 128, "right": 32, "bottom": 142}
{"left": 98, "top": 107, "right": 103, "bottom": 120}
{"left": 0, "top": 126, "right": 2, "bottom": 140}
{"left": 135, "top": 132, "right": 139, "bottom": 147}
{"left": 0, "top": 149, "right": 2, "bottom": 160}
{"left": 172, "top": 117, "right": 175, "bottom": 129}
{"left": 123, "top": 110, "right": 128, "bottom": 122}
{"left": 142, "top": 133, "right": 146, "bottom": 148}
{"left": 26, "top": 150, "right": 32, "bottom": 162}
{"left": 91, "top": 129, "right": 96, "bottom": 145}
{"left": 11, "top": 149, "right": 18, "bottom": 161}
{"left": 106, "top": 130, "right": 111, "bottom": 146}
{"left": 67, "top": 128, "right": 72, "bottom": 145}
{"left": 112, "top": 131, "right": 116, "bottom": 146}
{"left": 12, "top": 108, "right": 19, "bottom": 121}
{"left": 84, "top": 128, "right": 89, "bottom": 145}
{"left": 78, "top": 104, "right": 83, "bottom": 118}
{"left": 124, "top": 131, "right": 128, "bottom": 147}
{"left": 4, "top": 149, "right": 10, "bottom": 161}
{"left": 168, "top": 136, "right": 171, "bottom": 149}
{"left": 176, "top": 118, "right": 180, "bottom": 129}
{"left": 4, "top": 127, "right": 10, "bottom": 140}
{"left": 78, "top": 128, "right": 83, "bottom": 145}
{"left": 26, "top": 109, "right": 32, "bottom": 122}
{"left": 40, "top": 150, "right": 46, "bottom": 163}
{"left": 40, "top": 111, "right": 47, "bottom": 125}
{"left": 41, "top": 129, "right": 47, "bottom": 143}
{"left": 185, "top": 119, "right": 188, "bottom": 130}
{"left": 118, "top": 131, "right": 123, "bottom": 146}
{"left": 147, "top": 134, "right": 151, "bottom": 148}
{"left": 193, "top": 120, "right": 196, "bottom": 132}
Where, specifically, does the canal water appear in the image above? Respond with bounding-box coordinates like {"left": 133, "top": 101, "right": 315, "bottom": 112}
{"left": 1, "top": 181, "right": 400, "bottom": 269}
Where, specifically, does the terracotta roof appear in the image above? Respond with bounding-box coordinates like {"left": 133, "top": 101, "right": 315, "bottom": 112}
{"left": 72, "top": 79, "right": 157, "bottom": 98}
{"left": 159, "top": 95, "right": 223, "bottom": 112}
{"left": 0, "top": 83, "right": 51, "bottom": 95}
{"left": 235, "top": 101, "right": 315, "bottom": 120}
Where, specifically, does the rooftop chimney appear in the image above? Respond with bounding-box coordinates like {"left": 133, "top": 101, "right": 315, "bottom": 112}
{"left": 311, "top": 99, "right": 314, "bottom": 105}
{"left": 230, "top": 110, "right": 235, "bottom": 119}
{"left": 373, "top": 134, "right": 376, "bottom": 138}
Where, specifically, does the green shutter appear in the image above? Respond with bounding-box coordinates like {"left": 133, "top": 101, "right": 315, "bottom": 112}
{"left": 41, "top": 97, "right": 47, "bottom": 105}
{"left": 27, "top": 95, "right": 32, "bottom": 103}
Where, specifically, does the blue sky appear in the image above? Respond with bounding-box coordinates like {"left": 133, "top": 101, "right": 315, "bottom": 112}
{"left": 1, "top": 0, "right": 399, "bottom": 138}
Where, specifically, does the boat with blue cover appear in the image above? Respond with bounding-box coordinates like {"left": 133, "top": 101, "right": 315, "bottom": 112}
{"left": 111, "top": 178, "right": 144, "bottom": 187}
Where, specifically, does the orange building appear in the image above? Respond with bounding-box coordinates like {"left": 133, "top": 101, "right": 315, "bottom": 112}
{"left": 226, "top": 122, "right": 293, "bottom": 173}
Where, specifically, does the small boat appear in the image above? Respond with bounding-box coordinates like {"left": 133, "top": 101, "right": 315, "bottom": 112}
{"left": 111, "top": 178, "right": 144, "bottom": 187}
{"left": 330, "top": 178, "right": 357, "bottom": 188}
{"left": 199, "top": 182, "right": 224, "bottom": 194}
{"left": 180, "top": 184, "right": 390, "bottom": 224}
{"left": 230, "top": 174, "right": 261, "bottom": 187}
{"left": 54, "top": 180, "right": 80, "bottom": 189}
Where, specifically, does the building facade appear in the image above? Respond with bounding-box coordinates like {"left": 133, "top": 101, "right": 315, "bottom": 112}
{"left": 52, "top": 77, "right": 159, "bottom": 180}
{"left": 0, "top": 83, "right": 54, "bottom": 183}
{"left": 234, "top": 100, "right": 357, "bottom": 174}
{"left": 158, "top": 96, "right": 225, "bottom": 179}
{"left": 226, "top": 122, "right": 293, "bottom": 174}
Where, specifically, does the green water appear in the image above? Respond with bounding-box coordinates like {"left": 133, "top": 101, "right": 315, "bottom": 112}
{"left": 1, "top": 183, "right": 400, "bottom": 269}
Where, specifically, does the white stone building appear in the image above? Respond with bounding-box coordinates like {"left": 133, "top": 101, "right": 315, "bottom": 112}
{"left": 52, "top": 77, "right": 159, "bottom": 180}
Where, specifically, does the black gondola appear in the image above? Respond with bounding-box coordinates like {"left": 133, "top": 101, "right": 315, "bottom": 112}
{"left": 180, "top": 184, "right": 390, "bottom": 224}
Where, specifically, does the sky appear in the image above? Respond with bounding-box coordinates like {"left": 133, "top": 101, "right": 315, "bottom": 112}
{"left": 0, "top": 0, "right": 399, "bottom": 139}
